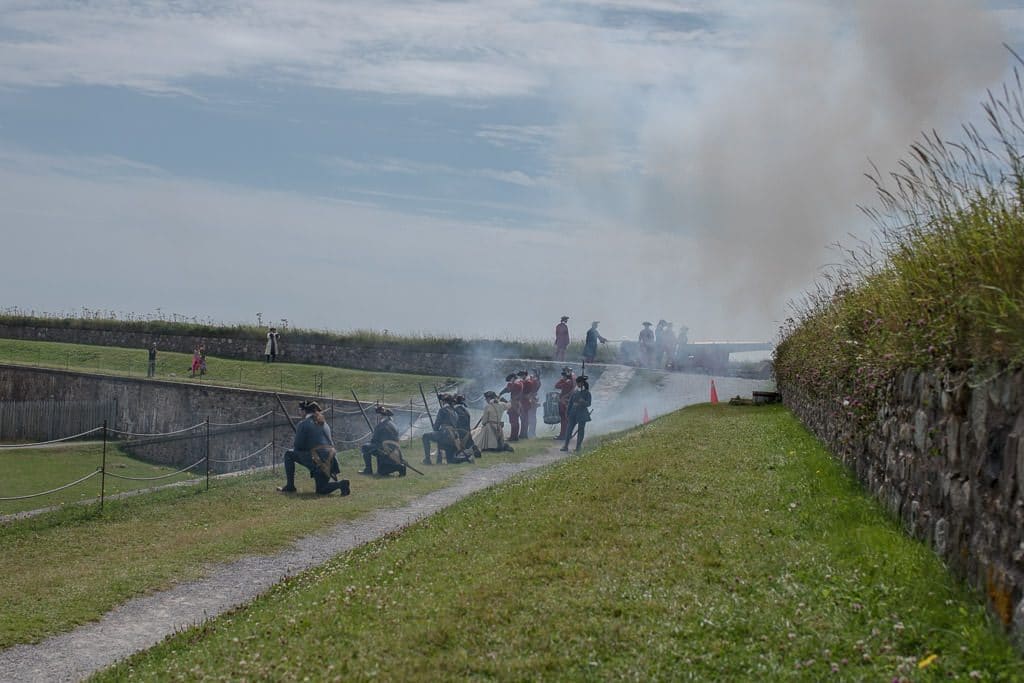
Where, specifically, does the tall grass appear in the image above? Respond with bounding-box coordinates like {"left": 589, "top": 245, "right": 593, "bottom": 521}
{"left": 775, "top": 54, "right": 1024, "bottom": 417}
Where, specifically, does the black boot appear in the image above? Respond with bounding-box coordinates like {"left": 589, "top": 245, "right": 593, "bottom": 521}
{"left": 278, "top": 451, "right": 297, "bottom": 491}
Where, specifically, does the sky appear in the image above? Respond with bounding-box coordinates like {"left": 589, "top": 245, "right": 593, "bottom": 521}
{"left": 1, "top": 1, "right": 1022, "bottom": 343}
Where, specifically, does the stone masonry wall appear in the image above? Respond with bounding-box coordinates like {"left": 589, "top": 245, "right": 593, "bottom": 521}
{"left": 780, "top": 367, "right": 1024, "bottom": 646}
{"left": 0, "top": 365, "right": 375, "bottom": 474}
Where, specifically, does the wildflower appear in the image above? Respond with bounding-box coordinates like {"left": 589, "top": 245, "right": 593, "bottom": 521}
{"left": 918, "top": 654, "right": 938, "bottom": 669}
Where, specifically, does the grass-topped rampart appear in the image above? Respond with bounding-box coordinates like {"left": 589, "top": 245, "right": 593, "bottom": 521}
{"left": 774, "top": 62, "right": 1024, "bottom": 419}
{"left": 0, "top": 308, "right": 619, "bottom": 364}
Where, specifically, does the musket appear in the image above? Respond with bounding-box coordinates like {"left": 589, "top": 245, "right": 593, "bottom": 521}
{"left": 418, "top": 383, "right": 434, "bottom": 427}
{"left": 352, "top": 390, "right": 423, "bottom": 476}
{"left": 275, "top": 393, "right": 297, "bottom": 433}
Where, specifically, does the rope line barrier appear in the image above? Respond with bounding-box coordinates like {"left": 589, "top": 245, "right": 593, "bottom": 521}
{"left": 209, "top": 442, "right": 273, "bottom": 464}
{"left": 0, "top": 426, "right": 105, "bottom": 449}
{"left": 0, "top": 469, "right": 102, "bottom": 500}
{"left": 334, "top": 430, "right": 373, "bottom": 446}
{"left": 104, "top": 457, "right": 208, "bottom": 481}
{"left": 209, "top": 411, "right": 274, "bottom": 427}
{"left": 108, "top": 422, "right": 206, "bottom": 438}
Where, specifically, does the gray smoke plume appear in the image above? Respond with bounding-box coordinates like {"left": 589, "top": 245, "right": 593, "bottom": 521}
{"left": 554, "top": 0, "right": 1007, "bottom": 340}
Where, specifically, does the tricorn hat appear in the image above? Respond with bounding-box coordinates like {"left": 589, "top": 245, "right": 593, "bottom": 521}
{"left": 505, "top": 373, "right": 516, "bottom": 382}
{"left": 517, "top": 370, "right": 528, "bottom": 377}
{"left": 642, "top": 321, "right": 652, "bottom": 326}
{"left": 455, "top": 395, "right": 466, "bottom": 404}
{"left": 299, "top": 400, "right": 321, "bottom": 412}
{"left": 560, "top": 315, "right": 569, "bottom": 321}
{"left": 484, "top": 390, "right": 497, "bottom": 399}
{"left": 379, "top": 407, "right": 394, "bottom": 417}
{"left": 576, "top": 375, "right": 588, "bottom": 383}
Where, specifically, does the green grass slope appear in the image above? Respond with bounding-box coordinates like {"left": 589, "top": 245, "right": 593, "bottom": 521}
{"left": 0, "top": 442, "right": 199, "bottom": 515}
{"left": 0, "top": 440, "right": 552, "bottom": 649}
{"left": 0, "top": 338, "right": 454, "bottom": 402}
{"left": 97, "top": 405, "right": 1021, "bottom": 681}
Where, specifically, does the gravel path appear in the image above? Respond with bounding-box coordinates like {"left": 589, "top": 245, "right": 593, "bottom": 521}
{"left": 0, "top": 446, "right": 573, "bottom": 683}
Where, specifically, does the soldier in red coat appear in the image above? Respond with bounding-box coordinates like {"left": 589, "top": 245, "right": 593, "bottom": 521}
{"left": 498, "top": 372, "right": 524, "bottom": 441}
{"left": 554, "top": 316, "right": 570, "bottom": 361}
{"left": 514, "top": 370, "right": 531, "bottom": 439}
{"left": 522, "top": 368, "right": 542, "bottom": 438}
{"left": 554, "top": 366, "right": 575, "bottom": 440}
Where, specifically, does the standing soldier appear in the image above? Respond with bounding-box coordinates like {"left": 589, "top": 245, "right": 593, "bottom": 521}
{"left": 638, "top": 322, "right": 655, "bottom": 368}
{"left": 583, "top": 322, "right": 608, "bottom": 363}
{"left": 514, "top": 370, "right": 530, "bottom": 439}
{"left": 560, "top": 375, "right": 592, "bottom": 453}
{"left": 265, "top": 327, "right": 280, "bottom": 362}
{"left": 522, "top": 369, "right": 541, "bottom": 438}
{"left": 498, "top": 372, "right": 524, "bottom": 441}
{"left": 554, "top": 366, "right": 575, "bottom": 440}
{"left": 554, "top": 316, "right": 570, "bottom": 361}
{"left": 477, "top": 392, "right": 514, "bottom": 452}
{"left": 147, "top": 342, "right": 157, "bottom": 378}
{"left": 660, "top": 322, "right": 678, "bottom": 369}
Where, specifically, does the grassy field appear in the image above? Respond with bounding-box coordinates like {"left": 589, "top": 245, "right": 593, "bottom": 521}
{"left": 0, "top": 338, "right": 455, "bottom": 403}
{"left": 96, "top": 405, "right": 1021, "bottom": 681}
{"left": 0, "top": 441, "right": 200, "bottom": 515}
{"left": 0, "top": 439, "right": 553, "bottom": 649}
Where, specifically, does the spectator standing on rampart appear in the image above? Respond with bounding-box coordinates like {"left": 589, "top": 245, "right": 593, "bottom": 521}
{"left": 147, "top": 343, "right": 157, "bottom": 378}
{"left": 554, "top": 316, "right": 570, "bottom": 361}
{"left": 638, "top": 322, "right": 655, "bottom": 368}
{"left": 265, "top": 327, "right": 280, "bottom": 363}
{"left": 583, "top": 322, "right": 607, "bottom": 363}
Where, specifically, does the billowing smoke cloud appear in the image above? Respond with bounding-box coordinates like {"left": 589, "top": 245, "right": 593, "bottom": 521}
{"left": 554, "top": 0, "right": 1007, "bottom": 340}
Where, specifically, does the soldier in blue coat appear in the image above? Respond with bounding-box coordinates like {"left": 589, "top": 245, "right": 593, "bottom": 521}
{"left": 360, "top": 407, "right": 405, "bottom": 477}
{"left": 278, "top": 401, "right": 350, "bottom": 495}
{"left": 560, "top": 375, "right": 592, "bottom": 453}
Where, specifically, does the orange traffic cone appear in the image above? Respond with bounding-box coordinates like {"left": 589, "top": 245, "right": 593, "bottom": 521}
{"left": 643, "top": 405, "right": 650, "bottom": 424}
{"left": 710, "top": 379, "right": 719, "bottom": 405}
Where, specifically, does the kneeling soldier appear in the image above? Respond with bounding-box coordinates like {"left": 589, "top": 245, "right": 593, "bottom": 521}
{"left": 453, "top": 394, "right": 482, "bottom": 458}
{"left": 360, "top": 407, "right": 406, "bottom": 477}
{"left": 278, "top": 400, "right": 350, "bottom": 496}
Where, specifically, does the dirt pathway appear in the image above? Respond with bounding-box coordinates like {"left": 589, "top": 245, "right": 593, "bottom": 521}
{"left": 0, "top": 445, "right": 573, "bottom": 683}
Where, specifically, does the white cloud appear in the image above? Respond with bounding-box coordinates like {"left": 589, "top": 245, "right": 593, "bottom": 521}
{"left": 0, "top": 0, "right": 725, "bottom": 97}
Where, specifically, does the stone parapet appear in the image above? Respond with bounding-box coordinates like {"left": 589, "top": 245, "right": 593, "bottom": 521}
{"left": 780, "top": 367, "right": 1024, "bottom": 647}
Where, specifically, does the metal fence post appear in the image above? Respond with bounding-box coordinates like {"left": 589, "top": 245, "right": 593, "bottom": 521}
{"left": 271, "top": 406, "right": 276, "bottom": 472}
{"left": 205, "top": 417, "right": 210, "bottom": 491}
{"left": 100, "top": 420, "right": 107, "bottom": 510}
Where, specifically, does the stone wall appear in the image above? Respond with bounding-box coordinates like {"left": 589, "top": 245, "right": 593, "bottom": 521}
{"left": 0, "top": 365, "right": 379, "bottom": 474}
{"left": 0, "top": 324, "right": 475, "bottom": 377}
{"left": 780, "top": 367, "right": 1024, "bottom": 645}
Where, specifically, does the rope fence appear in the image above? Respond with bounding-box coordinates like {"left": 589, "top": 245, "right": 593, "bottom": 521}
{"left": 208, "top": 442, "right": 273, "bottom": 465}
{"left": 0, "top": 397, "right": 464, "bottom": 511}
{"left": 0, "top": 468, "right": 103, "bottom": 501}
{"left": 209, "top": 411, "right": 274, "bottom": 427}
{"left": 104, "top": 457, "right": 208, "bottom": 481}
{"left": 108, "top": 422, "right": 207, "bottom": 438}
{"left": 0, "top": 426, "right": 105, "bottom": 449}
